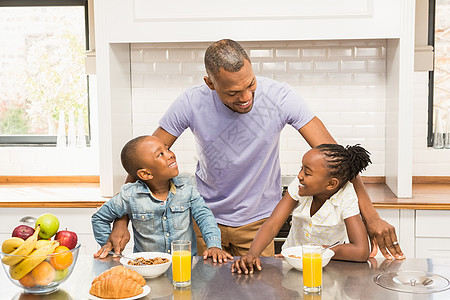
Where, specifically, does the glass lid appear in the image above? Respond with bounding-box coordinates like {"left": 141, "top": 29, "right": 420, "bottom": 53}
{"left": 374, "top": 270, "right": 450, "bottom": 294}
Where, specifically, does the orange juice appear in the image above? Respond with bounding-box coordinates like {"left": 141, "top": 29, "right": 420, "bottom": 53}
{"left": 302, "top": 252, "right": 322, "bottom": 288}
{"left": 173, "top": 287, "right": 192, "bottom": 300}
{"left": 172, "top": 250, "right": 191, "bottom": 283}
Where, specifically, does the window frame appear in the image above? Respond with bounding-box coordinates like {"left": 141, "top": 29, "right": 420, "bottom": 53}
{"left": 427, "top": 0, "right": 436, "bottom": 147}
{"left": 0, "top": 0, "right": 90, "bottom": 147}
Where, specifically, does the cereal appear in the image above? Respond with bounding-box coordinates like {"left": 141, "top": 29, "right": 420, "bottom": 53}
{"left": 128, "top": 257, "right": 169, "bottom": 266}
{"left": 288, "top": 254, "right": 302, "bottom": 259}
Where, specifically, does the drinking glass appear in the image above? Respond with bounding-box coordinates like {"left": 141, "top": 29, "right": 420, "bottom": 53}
{"left": 171, "top": 240, "right": 191, "bottom": 287}
{"left": 445, "top": 108, "right": 450, "bottom": 149}
{"left": 303, "top": 244, "right": 322, "bottom": 293}
{"left": 173, "top": 286, "right": 192, "bottom": 300}
{"left": 433, "top": 108, "right": 444, "bottom": 149}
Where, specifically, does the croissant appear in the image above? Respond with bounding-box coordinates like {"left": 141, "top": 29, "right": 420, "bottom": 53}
{"left": 92, "top": 265, "right": 146, "bottom": 286}
{"left": 89, "top": 274, "right": 143, "bottom": 299}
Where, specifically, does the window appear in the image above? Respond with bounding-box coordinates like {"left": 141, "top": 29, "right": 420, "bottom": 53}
{"left": 0, "top": 0, "right": 90, "bottom": 146}
{"left": 429, "top": 0, "right": 450, "bottom": 148}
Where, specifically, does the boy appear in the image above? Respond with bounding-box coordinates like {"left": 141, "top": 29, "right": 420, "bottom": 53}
{"left": 92, "top": 135, "right": 232, "bottom": 262}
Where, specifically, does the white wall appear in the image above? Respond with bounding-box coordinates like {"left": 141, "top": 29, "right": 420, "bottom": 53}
{"left": 1, "top": 42, "right": 449, "bottom": 178}
{"left": 130, "top": 40, "right": 387, "bottom": 177}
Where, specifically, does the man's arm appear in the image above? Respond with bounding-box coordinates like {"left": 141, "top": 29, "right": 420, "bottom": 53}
{"left": 298, "top": 117, "right": 336, "bottom": 147}
{"left": 153, "top": 126, "right": 178, "bottom": 148}
{"left": 298, "top": 116, "right": 404, "bottom": 259}
{"left": 352, "top": 176, "right": 404, "bottom": 259}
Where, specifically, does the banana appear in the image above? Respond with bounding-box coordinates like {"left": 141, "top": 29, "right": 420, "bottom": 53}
{"left": 1, "top": 227, "right": 40, "bottom": 266}
{"left": 1, "top": 237, "right": 25, "bottom": 254}
{"left": 10, "top": 240, "right": 59, "bottom": 280}
{"left": 35, "top": 240, "right": 54, "bottom": 249}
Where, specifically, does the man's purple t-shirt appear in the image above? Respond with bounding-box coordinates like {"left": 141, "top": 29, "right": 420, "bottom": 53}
{"left": 159, "top": 76, "right": 315, "bottom": 226}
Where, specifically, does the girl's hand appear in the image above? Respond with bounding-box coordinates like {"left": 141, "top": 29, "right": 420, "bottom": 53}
{"left": 231, "top": 255, "right": 262, "bottom": 274}
{"left": 202, "top": 247, "right": 233, "bottom": 263}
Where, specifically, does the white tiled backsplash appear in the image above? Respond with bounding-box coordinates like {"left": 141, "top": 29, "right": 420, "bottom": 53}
{"left": 1, "top": 40, "right": 448, "bottom": 177}
{"left": 130, "top": 40, "right": 387, "bottom": 176}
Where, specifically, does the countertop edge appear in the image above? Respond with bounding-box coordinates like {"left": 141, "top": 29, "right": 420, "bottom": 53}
{"left": 1, "top": 201, "right": 450, "bottom": 209}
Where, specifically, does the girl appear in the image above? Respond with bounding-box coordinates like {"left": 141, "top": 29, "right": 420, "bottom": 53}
{"left": 231, "top": 144, "right": 372, "bottom": 274}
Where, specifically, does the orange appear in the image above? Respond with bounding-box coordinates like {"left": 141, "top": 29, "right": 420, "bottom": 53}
{"left": 49, "top": 246, "right": 73, "bottom": 270}
{"left": 18, "top": 272, "right": 36, "bottom": 288}
{"left": 31, "top": 261, "right": 55, "bottom": 286}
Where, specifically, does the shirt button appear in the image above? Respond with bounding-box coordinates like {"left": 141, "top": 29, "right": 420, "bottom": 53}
{"left": 141, "top": 216, "right": 145, "bottom": 220}
{"left": 181, "top": 206, "right": 184, "bottom": 209}
{"left": 168, "top": 250, "right": 171, "bottom": 253}
{"left": 163, "top": 216, "right": 167, "bottom": 220}
{"left": 166, "top": 233, "right": 169, "bottom": 237}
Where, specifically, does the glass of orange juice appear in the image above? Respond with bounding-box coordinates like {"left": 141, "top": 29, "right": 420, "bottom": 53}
{"left": 302, "top": 243, "right": 322, "bottom": 293}
{"left": 171, "top": 240, "right": 192, "bottom": 287}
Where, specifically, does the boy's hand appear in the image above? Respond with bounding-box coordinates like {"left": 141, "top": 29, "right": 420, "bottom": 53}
{"left": 94, "top": 240, "right": 114, "bottom": 259}
{"left": 231, "top": 255, "right": 261, "bottom": 274}
{"left": 94, "top": 218, "right": 131, "bottom": 259}
{"left": 202, "top": 247, "right": 233, "bottom": 263}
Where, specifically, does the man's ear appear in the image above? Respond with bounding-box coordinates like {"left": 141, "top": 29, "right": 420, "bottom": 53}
{"left": 137, "top": 168, "right": 153, "bottom": 181}
{"left": 326, "top": 178, "right": 340, "bottom": 190}
{"left": 203, "top": 76, "right": 215, "bottom": 90}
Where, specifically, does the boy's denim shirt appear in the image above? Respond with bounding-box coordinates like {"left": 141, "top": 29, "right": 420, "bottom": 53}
{"left": 91, "top": 175, "right": 221, "bottom": 255}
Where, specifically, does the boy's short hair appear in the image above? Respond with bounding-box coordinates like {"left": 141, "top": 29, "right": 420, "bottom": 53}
{"left": 121, "top": 135, "right": 149, "bottom": 178}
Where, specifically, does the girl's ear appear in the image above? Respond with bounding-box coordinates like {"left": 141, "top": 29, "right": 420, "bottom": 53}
{"left": 326, "top": 178, "right": 340, "bottom": 190}
{"left": 137, "top": 168, "right": 153, "bottom": 181}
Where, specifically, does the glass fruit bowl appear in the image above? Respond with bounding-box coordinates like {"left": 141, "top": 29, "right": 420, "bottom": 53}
{"left": 0, "top": 243, "right": 80, "bottom": 294}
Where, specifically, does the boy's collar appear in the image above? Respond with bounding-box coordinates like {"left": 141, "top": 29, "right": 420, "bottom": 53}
{"left": 170, "top": 176, "right": 185, "bottom": 189}
{"left": 136, "top": 176, "right": 184, "bottom": 195}
{"left": 169, "top": 180, "right": 177, "bottom": 194}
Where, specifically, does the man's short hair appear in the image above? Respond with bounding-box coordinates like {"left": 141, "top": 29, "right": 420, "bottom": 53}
{"left": 204, "top": 39, "right": 251, "bottom": 79}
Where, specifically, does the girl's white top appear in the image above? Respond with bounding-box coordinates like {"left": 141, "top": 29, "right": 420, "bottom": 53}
{"left": 282, "top": 178, "right": 360, "bottom": 249}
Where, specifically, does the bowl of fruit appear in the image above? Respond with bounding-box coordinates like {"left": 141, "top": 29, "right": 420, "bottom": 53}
{"left": 0, "top": 213, "right": 80, "bottom": 294}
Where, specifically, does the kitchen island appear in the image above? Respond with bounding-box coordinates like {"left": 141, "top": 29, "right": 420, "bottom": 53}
{"left": 1, "top": 255, "right": 449, "bottom": 299}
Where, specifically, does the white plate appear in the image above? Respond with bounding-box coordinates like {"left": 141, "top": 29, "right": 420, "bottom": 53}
{"left": 89, "top": 285, "right": 150, "bottom": 300}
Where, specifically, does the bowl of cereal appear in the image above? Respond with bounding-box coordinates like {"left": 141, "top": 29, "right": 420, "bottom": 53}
{"left": 120, "top": 252, "right": 171, "bottom": 278}
{"left": 281, "top": 246, "right": 334, "bottom": 271}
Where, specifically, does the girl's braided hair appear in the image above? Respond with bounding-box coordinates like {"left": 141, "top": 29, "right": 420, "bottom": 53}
{"left": 316, "top": 144, "right": 372, "bottom": 186}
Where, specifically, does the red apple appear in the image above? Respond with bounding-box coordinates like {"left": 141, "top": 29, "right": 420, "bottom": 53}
{"left": 54, "top": 229, "right": 78, "bottom": 249}
{"left": 12, "top": 225, "right": 35, "bottom": 240}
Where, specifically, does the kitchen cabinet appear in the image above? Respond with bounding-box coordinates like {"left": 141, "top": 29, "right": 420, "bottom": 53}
{"left": 415, "top": 210, "right": 450, "bottom": 258}
{"left": 0, "top": 208, "right": 98, "bottom": 256}
{"left": 375, "top": 209, "right": 450, "bottom": 259}
{"left": 96, "top": 0, "right": 402, "bottom": 43}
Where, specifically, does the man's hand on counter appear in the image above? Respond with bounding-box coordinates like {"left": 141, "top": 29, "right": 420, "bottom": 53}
{"left": 367, "top": 217, "right": 405, "bottom": 260}
{"left": 202, "top": 247, "right": 234, "bottom": 263}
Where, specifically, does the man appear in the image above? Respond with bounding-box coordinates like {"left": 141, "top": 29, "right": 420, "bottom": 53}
{"left": 96, "top": 39, "right": 404, "bottom": 260}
